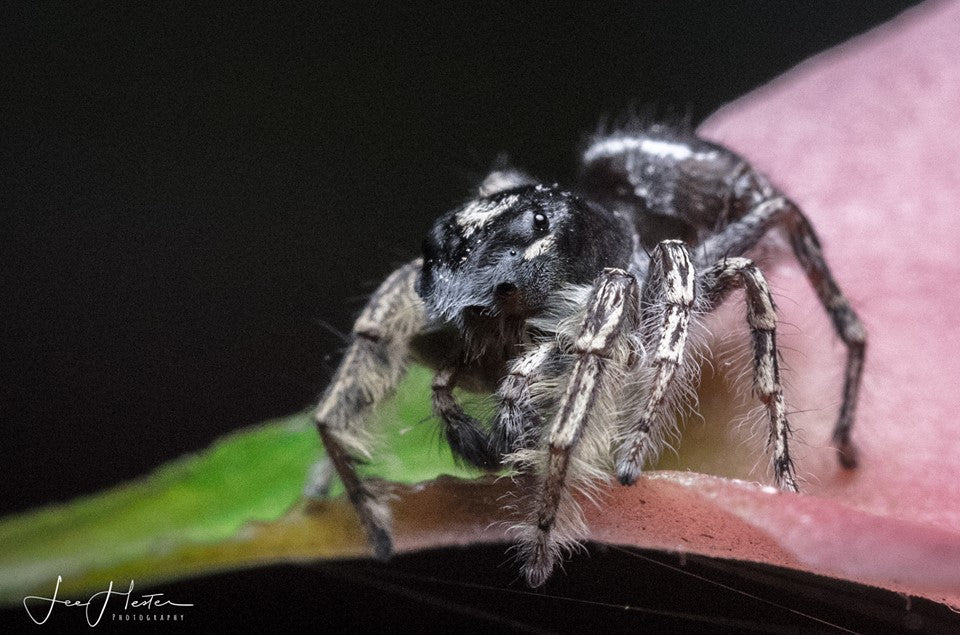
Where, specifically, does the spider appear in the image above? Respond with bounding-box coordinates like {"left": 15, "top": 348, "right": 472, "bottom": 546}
{"left": 309, "top": 121, "right": 866, "bottom": 587}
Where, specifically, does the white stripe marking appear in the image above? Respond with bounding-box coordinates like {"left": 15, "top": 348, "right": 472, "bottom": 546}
{"left": 583, "top": 137, "right": 698, "bottom": 163}
{"left": 456, "top": 196, "right": 517, "bottom": 237}
{"left": 523, "top": 234, "right": 556, "bottom": 260}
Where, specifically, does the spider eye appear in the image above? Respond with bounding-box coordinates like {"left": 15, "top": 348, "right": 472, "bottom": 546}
{"left": 532, "top": 212, "right": 549, "bottom": 232}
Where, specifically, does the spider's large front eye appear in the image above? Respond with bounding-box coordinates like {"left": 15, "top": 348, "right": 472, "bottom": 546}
{"left": 532, "top": 212, "right": 549, "bottom": 232}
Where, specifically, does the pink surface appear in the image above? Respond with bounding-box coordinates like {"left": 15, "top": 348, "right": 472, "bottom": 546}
{"left": 700, "top": 0, "right": 960, "bottom": 543}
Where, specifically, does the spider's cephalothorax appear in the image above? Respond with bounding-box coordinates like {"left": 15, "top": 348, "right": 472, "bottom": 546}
{"left": 310, "top": 123, "right": 867, "bottom": 587}
{"left": 417, "top": 183, "right": 632, "bottom": 359}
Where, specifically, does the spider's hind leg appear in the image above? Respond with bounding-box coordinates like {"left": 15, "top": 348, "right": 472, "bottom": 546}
{"left": 699, "top": 256, "right": 799, "bottom": 492}
{"left": 696, "top": 193, "right": 867, "bottom": 469}
{"left": 312, "top": 260, "right": 426, "bottom": 559}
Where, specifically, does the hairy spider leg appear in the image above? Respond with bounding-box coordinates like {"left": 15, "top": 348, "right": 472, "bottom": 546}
{"left": 616, "top": 240, "right": 696, "bottom": 485}
{"left": 491, "top": 341, "right": 561, "bottom": 457}
{"left": 523, "top": 269, "right": 639, "bottom": 587}
{"left": 431, "top": 365, "right": 502, "bottom": 470}
{"left": 313, "top": 259, "right": 425, "bottom": 559}
{"left": 431, "top": 340, "right": 561, "bottom": 469}
{"left": 694, "top": 194, "right": 867, "bottom": 468}
{"left": 699, "top": 256, "right": 799, "bottom": 492}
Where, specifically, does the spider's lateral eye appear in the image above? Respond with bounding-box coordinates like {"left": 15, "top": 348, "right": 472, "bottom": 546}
{"left": 532, "top": 212, "right": 549, "bottom": 232}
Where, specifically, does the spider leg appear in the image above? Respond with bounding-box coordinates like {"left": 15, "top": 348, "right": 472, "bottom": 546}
{"left": 491, "top": 341, "right": 561, "bottom": 457}
{"left": 432, "top": 365, "right": 501, "bottom": 470}
{"left": 313, "top": 259, "right": 426, "bottom": 559}
{"left": 523, "top": 269, "right": 639, "bottom": 587}
{"left": 699, "top": 256, "right": 799, "bottom": 492}
{"left": 303, "top": 456, "right": 336, "bottom": 499}
{"left": 432, "top": 340, "right": 561, "bottom": 469}
{"left": 616, "top": 240, "right": 696, "bottom": 485}
{"left": 695, "top": 195, "right": 866, "bottom": 469}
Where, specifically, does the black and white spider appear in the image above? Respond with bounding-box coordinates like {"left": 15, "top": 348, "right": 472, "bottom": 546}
{"left": 310, "top": 121, "right": 866, "bottom": 587}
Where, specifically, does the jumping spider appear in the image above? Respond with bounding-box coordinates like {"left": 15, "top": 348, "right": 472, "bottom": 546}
{"left": 311, "top": 122, "right": 866, "bottom": 587}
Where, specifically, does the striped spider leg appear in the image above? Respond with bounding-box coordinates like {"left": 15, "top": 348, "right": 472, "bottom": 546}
{"left": 431, "top": 340, "right": 562, "bottom": 470}
{"left": 695, "top": 255, "right": 799, "bottom": 491}
{"left": 521, "top": 268, "right": 640, "bottom": 587}
{"left": 615, "top": 240, "right": 696, "bottom": 487}
{"left": 522, "top": 240, "right": 800, "bottom": 586}
{"left": 311, "top": 260, "right": 425, "bottom": 559}
{"left": 694, "top": 191, "right": 867, "bottom": 468}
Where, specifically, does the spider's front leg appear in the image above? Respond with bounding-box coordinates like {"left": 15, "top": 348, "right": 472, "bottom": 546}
{"left": 491, "top": 341, "right": 561, "bottom": 457}
{"left": 522, "top": 269, "right": 639, "bottom": 587}
{"left": 699, "top": 256, "right": 799, "bottom": 492}
{"left": 432, "top": 340, "right": 561, "bottom": 469}
{"left": 431, "top": 365, "right": 501, "bottom": 470}
{"left": 616, "top": 240, "right": 696, "bottom": 485}
{"left": 313, "top": 260, "right": 425, "bottom": 559}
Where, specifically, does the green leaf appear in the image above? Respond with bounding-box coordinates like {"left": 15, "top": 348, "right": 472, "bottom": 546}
{"left": 0, "top": 366, "right": 484, "bottom": 603}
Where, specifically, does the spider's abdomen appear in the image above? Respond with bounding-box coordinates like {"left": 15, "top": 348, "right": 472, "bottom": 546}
{"left": 579, "top": 124, "right": 755, "bottom": 248}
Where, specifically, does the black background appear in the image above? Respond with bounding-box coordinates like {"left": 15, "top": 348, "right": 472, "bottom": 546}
{"left": 5, "top": 2, "right": 955, "bottom": 631}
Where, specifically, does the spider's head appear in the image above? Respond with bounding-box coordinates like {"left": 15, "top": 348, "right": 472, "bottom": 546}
{"left": 415, "top": 184, "right": 632, "bottom": 329}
